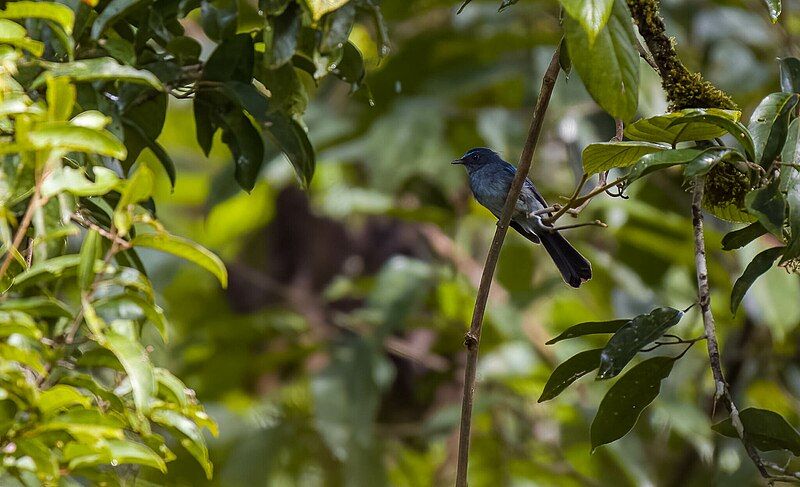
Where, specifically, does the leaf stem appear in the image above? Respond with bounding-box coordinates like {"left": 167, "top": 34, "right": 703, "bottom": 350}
{"left": 454, "top": 47, "right": 562, "bottom": 487}
{"left": 691, "top": 176, "right": 769, "bottom": 478}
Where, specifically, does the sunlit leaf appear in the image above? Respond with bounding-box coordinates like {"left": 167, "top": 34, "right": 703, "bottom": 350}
{"left": 591, "top": 356, "right": 678, "bottom": 449}
{"left": 683, "top": 147, "right": 746, "bottom": 178}
{"left": 625, "top": 109, "right": 742, "bottom": 146}
{"left": 667, "top": 111, "right": 755, "bottom": 161}
{"left": 730, "top": 246, "right": 784, "bottom": 314}
{"left": 42, "top": 166, "right": 120, "bottom": 198}
{"left": 0, "top": 311, "right": 42, "bottom": 339}
{"left": 27, "top": 123, "right": 126, "bottom": 159}
{"left": 65, "top": 439, "right": 166, "bottom": 472}
{"left": 564, "top": 0, "right": 638, "bottom": 121}
{"left": 303, "top": 0, "right": 349, "bottom": 21}
{"left": 763, "top": 0, "right": 781, "bottom": 22}
{"left": 597, "top": 307, "right": 683, "bottom": 379}
{"left": 78, "top": 230, "right": 101, "bottom": 291}
{"left": 38, "top": 385, "right": 91, "bottom": 416}
{"left": 0, "top": 19, "right": 44, "bottom": 56}
{"left": 538, "top": 348, "right": 603, "bottom": 402}
{"left": 546, "top": 319, "right": 629, "bottom": 344}
{"left": 113, "top": 165, "right": 154, "bottom": 236}
{"left": 0, "top": 1, "right": 74, "bottom": 35}
{"left": 103, "top": 330, "right": 156, "bottom": 414}
{"left": 712, "top": 408, "right": 800, "bottom": 455}
{"left": 130, "top": 232, "right": 227, "bottom": 288}
{"left": 151, "top": 408, "right": 212, "bottom": 479}
{"left": 32, "top": 58, "right": 162, "bottom": 90}
{"left": 581, "top": 141, "right": 668, "bottom": 175}
{"left": 559, "top": 0, "right": 613, "bottom": 44}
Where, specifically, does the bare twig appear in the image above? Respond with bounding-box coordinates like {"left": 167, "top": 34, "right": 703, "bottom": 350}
{"left": 548, "top": 220, "right": 607, "bottom": 232}
{"left": 0, "top": 186, "right": 46, "bottom": 281}
{"left": 454, "top": 48, "right": 562, "bottom": 487}
{"left": 691, "top": 177, "right": 769, "bottom": 479}
{"left": 544, "top": 175, "right": 627, "bottom": 224}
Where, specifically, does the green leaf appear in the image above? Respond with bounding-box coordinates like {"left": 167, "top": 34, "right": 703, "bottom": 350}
{"left": 581, "top": 141, "right": 668, "bottom": 175}
{"left": 781, "top": 119, "right": 800, "bottom": 262}
{"left": 564, "top": 0, "right": 638, "bottom": 121}
{"left": 538, "top": 348, "right": 603, "bottom": 402}
{"left": 763, "top": 0, "right": 781, "bottom": 22}
{"left": 0, "top": 19, "right": 44, "bottom": 56}
{"left": 103, "top": 330, "right": 156, "bottom": 414}
{"left": 546, "top": 319, "right": 629, "bottom": 344}
{"left": 268, "top": 3, "right": 301, "bottom": 68}
{"left": 559, "top": 0, "right": 613, "bottom": 44}
{"left": 597, "top": 307, "right": 684, "bottom": 379}
{"left": 627, "top": 148, "right": 704, "bottom": 184}
{"left": 65, "top": 439, "right": 166, "bottom": 472}
{"left": 46, "top": 75, "right": 75, "bottom": 122}
{"left": 91, "top": 0, "right": 151, "bottom": 40}
{"left": 332, "top": 42, "right": 367, "bottom": 92}
{"left": 32, "top": 58, "right": 162, "bottom": 90}
{"left": 0, "top": 1, "right": 74, "bottom": 35}
{"left": 0, "top": 343, "right": 45, "bottom": 373}
{"left": 667, "top": 111, "right": 755, "bottom": 161}
{"left": 749, "top": 92, "right": 798, "bottom": 167}
{"left": 113, "top": 165, "right": 154, "bottom": 236}
{"left": 0, "top": 311, "right": 42, "bottom": 339}
{"left": 13, "top": 255, "right": 82, "bottom": 288}
{"left": 154, "top": 368, "right": 191, "bottom": 408}
{"left": 37, "top": 409, "right": 125, "bottom": 440}
{"left": 591, "top": 356, "right": 678, "bottom": 449}
{"left": 27, "top": 123, "right": 127, "bottom": 159}
{"left": 130, "top": 232, "right": 227, "bottom": 288}
{"left": 95, "top": 292, "right": 169, "bottom": 342}
{"left": 625, "top": 109, "right": 743, "bottom": 146}
{"left": 683, "top": 147, "right": 746, "bottom": 178}
{"left": 201, "top": 0, "right": 238, "bottom": 42}
{"left": 730, "top": 246, "right": 785, "bottom": 314}
{"left": 745, "top": 178, "right": 786, "bottom": 237}
{"left": 78, "top": 230, "right": 101, "bottom": 292}
{"left": 712, "top": 408, "right": 800, "bottom": 455}
{"left": 320, "top": 2, "right": 355, "bottom": 53}
{"left": 122, "top": 119, "right": 176, "bottom": 188}
{"left": 151, "top": 408, "right": 212, "bottom": 479}
{"left": 265, "top": 111, "right": 315, "bottom": 187}
{"left": 42, "top": 166, "right": 120, "bottom": 198}
{"left": 303, "top": 0, "right": 349, "bottom": 21}
{"left": 780, "top": 57, "right": 800, "bottom": 94}
{"left": 721, "top": 222, "right": 767, "bottom": 251}
{"left": 0, "top": 297, "right": 72, "bottom": 318}
{"left": 39, "top": 385, "right": 91, "bottom": 416}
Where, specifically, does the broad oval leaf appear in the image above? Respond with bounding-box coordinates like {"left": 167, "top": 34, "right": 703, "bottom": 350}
{"left": 538, "top": 348, "right": 603, "bottom": 402}
{"left": 591, "top": 356, "right": 678, "bottom": 449}
{"left": 559, "top": 0, "right": 614, "bottom": 44}
{"left": 64, "top": 439, "right": 166, "bottom": 472}
{"left": 625, "top": 109, "right": 742, "bottom": 146}
{"left": 27, "top": 123, "right": 126, "bottom": 159}
{"left": 627, "top": 148, "right": 704, "bottom": 184}
{"left": 130, "top": 233, "right": 227, "bottom": 288}
{"left": 32, "top": 58, "right": 162, "bottom": 90}
{"left": 38, "top": 385, "right": 91, "bottom": 416}
{"left": 749, "top": 92, "right": 799, "bottom": 167}
{"left": 581, "top": 141, "right": 668, "bottom": 175}
{"left": 597, "top": 307, "right": 684, "bottom": 379}
{"left": 712, "top": 408, "right": 800, "bottom": 455}
{"left": 745, "top": 178, "right": 785, "bottom": 237}
{"left": 546, "top": 319, "right": 629, "bottom": 344}
{"left": 103, "top": 330, "right": 156, "bottom": 414}
{"left": 721, "top": 222, "right": 767, "bottom": 251}
{"left": 730, "top": 246, "right": 785, "bottom": 314}
{"left": 564, "top": 0, "right": 639, "bottom": 121}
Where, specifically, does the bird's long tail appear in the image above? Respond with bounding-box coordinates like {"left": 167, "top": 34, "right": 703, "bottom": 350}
{"left": 538, "top": 230, "right": 592, "bottom": 288}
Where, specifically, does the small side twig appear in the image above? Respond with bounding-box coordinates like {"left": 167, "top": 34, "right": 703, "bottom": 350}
{"left": 691, "top": 177, "right": 769, "bottom": 479}
{"left": 455, "top": 47, "right": 562, "bottom": 487}
{"left": 548, "top": 220, "right": 607, "bottom": 232}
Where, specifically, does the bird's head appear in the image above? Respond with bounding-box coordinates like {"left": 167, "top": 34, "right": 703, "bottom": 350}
{"left": 452, "top": 147, "right": 499, "bottom": 171}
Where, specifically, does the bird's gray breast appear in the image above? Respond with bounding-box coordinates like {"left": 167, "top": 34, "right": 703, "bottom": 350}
{"left": 468, "top": 167, "right": 511, "bottom": 217}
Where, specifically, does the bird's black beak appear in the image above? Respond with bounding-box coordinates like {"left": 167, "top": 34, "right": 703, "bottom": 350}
{"left": 452, "top": 158, "right": 464, "bottom": 165}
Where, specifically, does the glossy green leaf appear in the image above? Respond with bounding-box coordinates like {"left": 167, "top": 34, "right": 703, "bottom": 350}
{"left": 104, "top": 330, "right": 156, "bottom": 413}
{"left": 0, "top": 311, "right": 42, "bottom": 339}
{"left": 0, "top": 2, "right": 74, "bottom": 35}
{"left": 559, "top": 0, "right": 613, "bottom": 44}
{"left": 332, "top": 42, "right": 367, "bottom": 92}
{"left": 546, "top": 319, "right": 629, "bottom": 344}
{"left": 683, "top": 147, "right": 746, "bottom": 178}
{"left": 95, "top": 292, "right": 169, "bottom": 341}
{"left": 712, "top": 408, "right": 800, "bottom": 455}
{"left": 538, "top": 349, "right": 603, "bottom": 402}
{"left": 38, "top": 409, "right": 125, "bottom": 439}
{"left": 564, "top": 0, "right": 638, "bottom": 121}
{"left": 155, "top": 368, "right": 191, "bottom": 408}
{"left": 46, "top": 75, "right": 75, "bottom": 122}
{"left": 625, "top": 109, "right": 742, "bottom": 145}
{"left": 151, "top": 408, "right": 212, "bottom": 478}
{"left": 122, "top": 119, "right": 176, "bottom": 188}
{"left": 91, "top": 0, "right": 150, "bottom": 40}
{"left": 597, "top": 307, "right": 684, "bottom": 379}
{"left": 0, "top": 343, "right": 45, "bottom": 373}
{"left": 780, "top": 57, "right": 800, "bottom": 94}
{"left": 591, "top": 356, "right": 678, "bottom": 449}
{"left": 268, "top": 3, "right": 300, "bottom": 68}
{"left": 581, "top": 141, "right": 668, "bottom": 175}
{"left": 201, "top": 0, "right": 238, "bottom": 41}
{"left": 730, "top": 246, "right": 784, "bottom": 314}
{"left": 38, "top": 385, "right": 91, "bottom": 416}
{"left": 781, "top": 119, "right": 800, "bottom": 262}
{"left": 749, "top": 92, "right": 798, "bottom": 167}
{"left": 667, "top": 111, "right": 755, "bottom": 161}
{"left": 627, "top": 148, "right": 704, "bottom": 184}
{"left": 65, "top": 439, "right": 166, "bottom": 472}
{"left": 303, "top": 0, "right": 349, "bottom": 21}
{"left": 745, "top": 178, "right": 785, "bottom": 237}
{"left": 78, "top": 230, "right": 101, "bottom": 292}
{"left": 721, "top": 222, "right": 767, "bottom": 250}
{"left": 265, "top": 111, "right": 316, "bottom": 187}
{"left": 42, "top": 166, "right": 120, "bottom": 198}
{"left": 27, "top": 123, "right": 126, "bottom": 159}
{"left": 113, "top": 165, "right": 154, "bottom": 236}
{"left": 32, "top": 58, "right": 162, "bottom": 90}
{"left": 0, "top": 19, "right": 44, "bottom": 56}
{"left": 13, "top": 255, "right": 81, "bottom": 288}
{"left": 130, "top": 232, "right": 227, "bottom": 288}
{"left": 320, "top": 2, "right": 355, "bottom": 53}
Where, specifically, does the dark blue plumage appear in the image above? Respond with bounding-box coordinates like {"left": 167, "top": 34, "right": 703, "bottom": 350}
{"left": 453, "top": 148, "right": 591, "bottom": 287}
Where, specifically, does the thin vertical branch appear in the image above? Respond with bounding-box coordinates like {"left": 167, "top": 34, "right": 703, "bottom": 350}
{"left": 691, "top": 177, "right": 769, "bottom": 479}
{"left": 455, "top": 48, "right": 561, "bottom": 487}
{"left": 0, "top": 186, "right": 45, "bottom": 281}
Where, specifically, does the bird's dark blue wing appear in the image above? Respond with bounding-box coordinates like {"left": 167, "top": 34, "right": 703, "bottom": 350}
{"left": 498, "top": 161, "right": 549, "bottom": 208}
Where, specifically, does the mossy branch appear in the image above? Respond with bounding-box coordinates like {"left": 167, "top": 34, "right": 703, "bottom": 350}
{"left": 626, "top": 0, "right": 738, "bottom": 111}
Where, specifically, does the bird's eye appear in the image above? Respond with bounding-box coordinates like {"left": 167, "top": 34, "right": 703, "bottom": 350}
{"left": 473, "top": 154, "right": 479, "bottom": 160}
